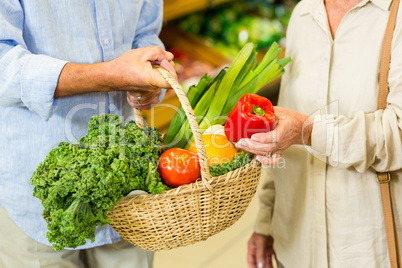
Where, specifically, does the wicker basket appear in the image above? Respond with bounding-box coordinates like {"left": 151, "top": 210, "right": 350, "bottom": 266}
{"left": 107, "top": 66, "right": 262, "bottom": 252}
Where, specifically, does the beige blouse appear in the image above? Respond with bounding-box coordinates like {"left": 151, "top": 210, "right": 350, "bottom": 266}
{"left": 254, "top": 0, "right": 402, "bottom": 267}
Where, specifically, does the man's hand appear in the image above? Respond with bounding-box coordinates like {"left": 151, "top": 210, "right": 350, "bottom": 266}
{"left": 107, "top": 46, "right": 176, "bottom": 92}
{"left": 54, "top": 46, "right": 177, "bottom": 101}
{"left": 113, "top": 47, "right": 176, "bottom": 110}
{"left": 126, "top": 89, "right": 162, "bottom": 110}
{"left": 247, "top": 233, "right": 276, "bottom": 268}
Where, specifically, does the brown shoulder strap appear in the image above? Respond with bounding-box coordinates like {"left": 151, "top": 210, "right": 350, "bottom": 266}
{"left": 378, "top": 0, "right": 401, "bottom": 267}
{"left": 378, "top": 172, "right": 401, "bottom": 268}
{"left": 379, "top": 0, "right": 399, "bottom": 109}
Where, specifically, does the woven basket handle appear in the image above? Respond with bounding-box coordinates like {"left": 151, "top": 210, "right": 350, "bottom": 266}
{"left": 133, "top": 66, "right": 213, "bottom": 189}
{"left": 154, "top": 65, "right": 212, "bottom": 182}
{"left": 134, "top": 108, "right": 145, "bottom": 128}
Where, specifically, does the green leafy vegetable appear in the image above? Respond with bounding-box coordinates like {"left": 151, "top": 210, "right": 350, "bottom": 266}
{"left": 164, "top": 42, "right": 290, "bottom": 150}
{"left": 31, "top": 114, "right": 169, "bottom": 251}
{"left": 164, "top": 69, "right": 226, "bottom": 148}
{"left": 209, "top": 153, "right": 253, "bottom": 177}
{"left": 164, "top": 74, "right": 212, "bottom": 146}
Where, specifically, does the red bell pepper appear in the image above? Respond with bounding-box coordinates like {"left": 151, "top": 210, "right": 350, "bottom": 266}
{"left": 224, "top": 94, "right": 276, "bottom": 142}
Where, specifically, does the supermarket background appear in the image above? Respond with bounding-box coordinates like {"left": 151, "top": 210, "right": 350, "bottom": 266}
{"left": 150, "top": 0, "right": 298, "bottom": 267}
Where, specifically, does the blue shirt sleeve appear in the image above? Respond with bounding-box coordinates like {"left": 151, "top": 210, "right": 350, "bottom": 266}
{"left": 0, "top": 0, "right": 68, "bottom": 120}
{"left": 132, "top": 0, "right": 165, "bottom": 50}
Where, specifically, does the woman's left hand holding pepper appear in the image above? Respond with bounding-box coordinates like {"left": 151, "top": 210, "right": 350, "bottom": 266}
{"left": 236, "top": 106, "right": 314, "bottom": 165}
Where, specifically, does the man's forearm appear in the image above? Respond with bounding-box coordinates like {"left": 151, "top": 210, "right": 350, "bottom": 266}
{"left": 54, "top": 62, "right": 114, "bottom": 98}
{"left": 54, "top": 47, "right": 175, "bottom": 99}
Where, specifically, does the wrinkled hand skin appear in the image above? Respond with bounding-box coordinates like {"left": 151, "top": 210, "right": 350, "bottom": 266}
{"left": 126, "top": 88, "right": 161, "bottom": 110}
{"left": 111, "top": 47, "right": 176, "bottom": 110}
{"left": 55, "top": 46, "right": 177, "bottom": 99}
{"left": 236, "top": 106, "right": 314, "bottom": 166}
{"left": 107, "top": 46, "right": 176, "bottom": 91}
{"left": 247, "top": 232, "right": 276, "bottom": 268}
{"left": 124, "top": 54, "right": 177, "bottom": 110}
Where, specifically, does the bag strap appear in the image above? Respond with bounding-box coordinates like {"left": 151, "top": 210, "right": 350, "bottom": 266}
{"left": 378, "top": 173, "right": 401, "bottom": 268}
{"left": 378, "top": 0, "right": 401, "bottom": 267}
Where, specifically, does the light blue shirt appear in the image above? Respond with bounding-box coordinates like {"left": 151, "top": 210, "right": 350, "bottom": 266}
{"left": 0, "top": 0, "right": 165, "bottom": 249}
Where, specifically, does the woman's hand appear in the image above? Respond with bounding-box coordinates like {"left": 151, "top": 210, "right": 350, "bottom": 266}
{"left": 236, "top": 106, "right": 314, "bottom": 165}
{"left": 247, "top": 233, "right": 276, "bottom": 268}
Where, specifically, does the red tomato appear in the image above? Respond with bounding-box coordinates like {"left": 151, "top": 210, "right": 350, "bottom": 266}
{"left": 158, "top": 148, "right": 201, "bottom": 187}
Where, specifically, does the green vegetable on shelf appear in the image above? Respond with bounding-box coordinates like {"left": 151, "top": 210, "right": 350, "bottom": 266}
{"left": 31, "top": 114, "right": 169, "bottom": 251}
{"left": 176, "top": 1, "right": 291, "bottom": 57}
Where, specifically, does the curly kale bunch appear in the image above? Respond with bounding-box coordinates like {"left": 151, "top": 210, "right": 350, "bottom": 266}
{"left": 31, "top": 114, "right": 169, "bottom": 251}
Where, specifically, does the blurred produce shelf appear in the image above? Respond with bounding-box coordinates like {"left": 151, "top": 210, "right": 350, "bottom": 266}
{"left": 163, "top": 0, "right": 234, "bottom": 21}
{"left": 172, "top": 1, "right": 291, "bottom": 58}
{"left": 160, "top": 24, "right": 232, "bottom": 72}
